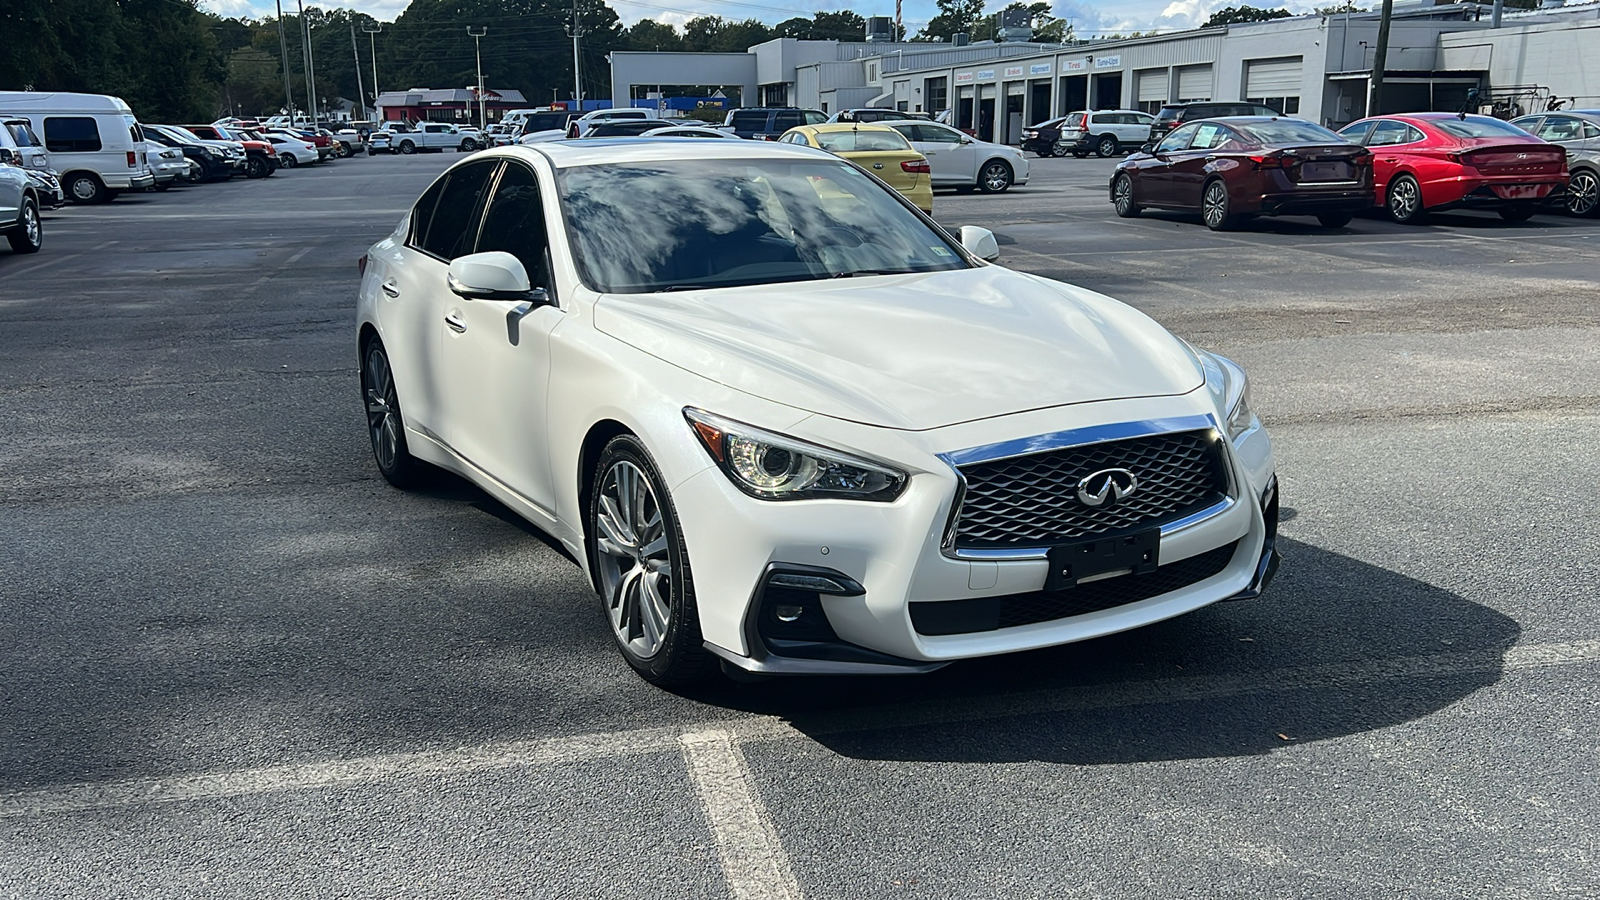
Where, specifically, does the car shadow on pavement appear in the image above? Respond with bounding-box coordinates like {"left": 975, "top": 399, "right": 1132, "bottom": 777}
{"left": 686, "top": 537, "right": 1521, "bottom": 765}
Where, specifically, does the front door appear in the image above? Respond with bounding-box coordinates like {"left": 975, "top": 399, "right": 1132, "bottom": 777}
{"left": 1138, "top": 122, "right": 1196, "bottom": 206}
{"left": 437, "top": 160, "right": 563, "bottom": 514}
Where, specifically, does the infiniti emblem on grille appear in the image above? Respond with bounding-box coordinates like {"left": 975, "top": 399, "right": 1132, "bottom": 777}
{"left": 1076, "top": 468, "right": 1138, "bottom": 508}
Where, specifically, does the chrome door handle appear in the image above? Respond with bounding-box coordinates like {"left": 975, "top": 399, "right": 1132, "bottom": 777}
{"left": 1204, "top": 155, "right": 1218, "bottom": 162}
{"left": 872, "top": 163, "right": 884, "bottom": 169}
{"left": 444, "top": 312, "right": 466, "bottom": 333}
{"left": 380, "top": 282, "right": 400, "bottom": 298}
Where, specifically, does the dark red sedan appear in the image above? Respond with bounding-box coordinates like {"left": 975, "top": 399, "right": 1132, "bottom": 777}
{"left": 1110, "top": 118, "right": 1373, "bottom": 231}
{"left": 1336, "top": 113, "right": 1568, "bottom": 223}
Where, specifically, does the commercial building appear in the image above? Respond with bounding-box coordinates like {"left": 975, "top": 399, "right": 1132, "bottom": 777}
{"left": 374, "top": 87, "right": 530, "bottom": 124}
{"left": 610, "top": 1, "right": 1600, "bottom": 144}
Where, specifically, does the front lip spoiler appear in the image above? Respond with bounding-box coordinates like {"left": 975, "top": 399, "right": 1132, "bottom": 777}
{"left": 704, "top": 640, "right": 946, "bottom": 676}
{"left": 1225, "top": 475, "right": 1280, "bottom": 601}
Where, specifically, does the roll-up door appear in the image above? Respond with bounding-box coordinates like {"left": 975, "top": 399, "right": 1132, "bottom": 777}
{"left": 1006, "top": 81, "right": 1025, "bottom": 96}
{"left": 1136, "top": 69, "right": 1169, "bottom": 103}
{"left": 1245, "top": 57, "right": 1302, "bottom": 97}
{"left": 1176, "top": 65, "right": 1212, "bottom": 102}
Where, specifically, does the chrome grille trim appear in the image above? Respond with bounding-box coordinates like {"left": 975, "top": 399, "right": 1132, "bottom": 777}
{"left": 947, "top": 496, "right": 1237, "bottom": 560}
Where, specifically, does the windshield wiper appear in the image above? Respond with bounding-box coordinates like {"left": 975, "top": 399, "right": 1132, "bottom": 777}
{"left": 830, "top": 268, "right": 923, "bottom": 278}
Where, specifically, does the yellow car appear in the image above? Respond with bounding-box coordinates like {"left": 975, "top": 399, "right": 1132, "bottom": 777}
{"left": 777, "top": 123, "right": 934, "bottom": 214}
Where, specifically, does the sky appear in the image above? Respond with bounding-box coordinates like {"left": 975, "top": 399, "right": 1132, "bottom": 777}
{"left": 199, "top": 0, "right": 1326, "bottom": 40}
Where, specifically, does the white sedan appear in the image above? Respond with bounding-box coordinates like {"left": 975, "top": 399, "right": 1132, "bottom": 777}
{"left": 882, "top": 120, "right": 1030, "bottom": 193}
{"left": 356, "top": 141, "right": 1278, "bottom": 685}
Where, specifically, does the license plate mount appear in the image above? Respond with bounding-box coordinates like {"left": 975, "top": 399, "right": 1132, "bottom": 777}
{"left": 1045, "top": 529, "right": 1161, "bottom": 591}
{"left": 1300, "top": 161, "right": 1351, "bottom": 182}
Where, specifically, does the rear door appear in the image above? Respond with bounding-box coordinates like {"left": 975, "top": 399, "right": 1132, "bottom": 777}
{"left": 1166, "top": 121, "right": 1235, "bottom": 208}
{"left": 910, "top": 123, "right": 976, "bottom": 185}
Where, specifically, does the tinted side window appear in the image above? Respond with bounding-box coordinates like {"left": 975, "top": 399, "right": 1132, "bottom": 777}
{"left": 730, "top": 111, "right": 766, "bottom": 131}
{"left": 1338, "top": 121, "right": 1375, "bottom": 144}
{"left": 417, "top": 160, "right": 497, "bottom": 260}
{"left": 475, "top": 163, "right": 551, "bottom": 291}
{"left": 1156, "top": 124, "right": 1196, "bottom": 153}
{"left": 409, "top": 178, "right": 447, "bottom": 251}
{"left": 915, "top": 124, "right": 962, "bottom": 143}
{"left": 44, "top": 117, "right": 102, "bottom": 152}
{"left": 1367, "top": 121, "right": 1414, "bottom": 146}
{"left": 770, "top": 112, "right": 804, "bottom": 132}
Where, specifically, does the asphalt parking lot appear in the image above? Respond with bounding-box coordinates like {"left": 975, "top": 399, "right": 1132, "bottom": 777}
{"left": 2, "top": 151, "right": 1597, "bottom": 899}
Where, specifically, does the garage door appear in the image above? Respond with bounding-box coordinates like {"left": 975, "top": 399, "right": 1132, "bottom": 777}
{"left": 1136, "top": 69, "right": 1169, "bottom": 103}
{"left": 1245, "top": 57, "right": 1302, "bottom": 97}
{"left": 1176, "top": 65, "right": 1212, "bottom": 102}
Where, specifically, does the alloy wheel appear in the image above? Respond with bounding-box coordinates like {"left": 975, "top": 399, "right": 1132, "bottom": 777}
{"left": 980, "top": 162, "right": 1012, "bottom": 193}
{"left": 1389, "top": 177, "right": 1421, "bottom": 222}
{"left": 363, "top": 345, "right": 402, "bottom": 473}
{"left": 23, "top": 203, "right": 40, "bottom": 246}
{"left": 1568, "top": 170, "right": 1598, "bottom": 217}
{"left": 1113, "top": 174, "right": 1138, "bottom": 217}
{"left": 281, "top": 153, "right": 297, "bottom": 168}
{"left": 1097, "top": 136, "right": 1117, "bottom": 158}
{"left": 594, "top": 459, "right": 673, "bottom": 660}
{"left": 1203, "top": 181, "right": 1229, "bottom": 229}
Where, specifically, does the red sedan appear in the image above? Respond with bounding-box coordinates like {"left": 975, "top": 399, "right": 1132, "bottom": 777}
{"left": 1110, "top": 118, "right": 1374, "bottom": 231}
{"left": 1336, "top": 113, "right": 1568, "bottom": 223}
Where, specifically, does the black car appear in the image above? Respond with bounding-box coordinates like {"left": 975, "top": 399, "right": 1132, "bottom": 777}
{"left": 516, "top": 110, "right": 582, "bottom": 137}
{"left": 144, "top": 124, "right": 237, "bottom": 182}
{"left": 722, "top": 107, "right": 827, "bottom": 140}
{"left": 1148, "top": 102, "right": 1283, "bottom": 144}
{"left": 581, "top": 120, "right": 678, "bottom": 138}
{"left": 1020, "top": 116, "right": 1071, "bottom": 157}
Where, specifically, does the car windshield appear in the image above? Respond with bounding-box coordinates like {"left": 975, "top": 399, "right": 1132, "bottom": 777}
{"left": 557, "top": 158, "right": 970, "bottom": 293}
{"left": 1234, "top": 120, "right": 1345, "bottom": 144}
{"left": 814, "top": 130, "right": 910, "bottom": 152}
{"left": 1430, "top": 116, "right": 1532, "bottom": 138}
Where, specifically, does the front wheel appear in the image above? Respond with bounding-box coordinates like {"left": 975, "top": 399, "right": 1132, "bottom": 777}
{"left": 590, "top": 435, "right": 716, "bottom": 686}
{"left": 1387, "top": 175, "right": 1426, "bottom": 224}
{"left": 1498, "top": 205, "right": 1536, "bottom": 223}
{"left": 978, "top": 160, "right": 1014, "bottom": 193}
{"left": 7, "top": 197, "right": 41, "bottom": 254}
{"left": 1317, "top": 212, "right": 1353, "bottom": 228}
{"left": 65, "top": 172, "right": 107, "bottom": 204}
{"left": 1202, "top": 179, "right": 1236, "bottom": 231}
{"left": 361, "top": 340, "right": 427, "bottom": 489}
{"left": 1112, "top": 173, "right": 1140, "bottom": 218}
{"left": 398, "top": 140, "right": 416, "bottom": 155}
{"left": 1567, "top": 169, "right": 1599, "bottom": 217}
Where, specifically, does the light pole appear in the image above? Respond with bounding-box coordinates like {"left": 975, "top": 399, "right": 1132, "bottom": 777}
{"left": 567, "top": 0, "right": 583, "bottom": 109}
{"left": 295, "top": 0, "right": 319, "bottom": 125}
{"left": 274, "top": 0, "right": 294, "bottom": 120}
{"left": 362, "top": 22, "right": 383, "bottom": 118}
{"left": 468, "top": 26, "right": 488, "bottom": 130}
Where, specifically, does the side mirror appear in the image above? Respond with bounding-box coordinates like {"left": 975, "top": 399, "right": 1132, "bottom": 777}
{"left": 1140, "top": 142, "right": 1155, "bottom": 154}
{"left": 959, "top": 225, "right": 1000, "bottom": 262}
{"left": 447, "top": 251, "right": 549, "bottom": 304}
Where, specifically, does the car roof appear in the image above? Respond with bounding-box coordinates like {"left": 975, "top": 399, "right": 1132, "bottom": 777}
{"left": 797, "top": 123, "right": 899, "bottom": 135}
{"left": 516, "top": 138, "right": 829, "bottom": 168}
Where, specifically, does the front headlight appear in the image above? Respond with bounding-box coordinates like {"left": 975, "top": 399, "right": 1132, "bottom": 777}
{"left": 684, "top": 408, "right": 907, "bottom": 502}
{"left": 1194, "top": 349, "right": 1255, "bottom": 441}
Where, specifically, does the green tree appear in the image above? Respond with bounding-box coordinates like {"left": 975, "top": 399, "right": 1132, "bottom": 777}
{"left": 625, "top": 19, "right": 683, "bottom": 51}
{"left": 916, "top": 0, "right": 986, "bottom": 42}
{"left": 1202, "top": 5, "right": 1294, "bottom": 26}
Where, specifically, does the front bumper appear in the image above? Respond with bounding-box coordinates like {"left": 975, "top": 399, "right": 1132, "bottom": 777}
{"left": 679, "top": 394, "right": 1278, "bottom": 674}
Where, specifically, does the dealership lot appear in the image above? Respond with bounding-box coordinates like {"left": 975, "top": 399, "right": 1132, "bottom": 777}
{"left": 2, "top": 153, "right": 1597, "bottom": 898}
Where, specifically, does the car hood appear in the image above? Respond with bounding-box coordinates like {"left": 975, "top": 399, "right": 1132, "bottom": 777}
{"left": 593, "top": 266, "right": 1204, "bottom": 431}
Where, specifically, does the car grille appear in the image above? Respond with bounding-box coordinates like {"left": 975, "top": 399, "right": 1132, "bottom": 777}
{"left": 952, "top": 429, "right": 1229, "bottom": 549}
{"left": 910, "top": 540, "right": 1239, "bottom": 635}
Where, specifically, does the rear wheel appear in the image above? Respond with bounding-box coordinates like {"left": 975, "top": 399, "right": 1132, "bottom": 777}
{"left": 978, "top": 159, "right": 1014, "bottom": 193}
{"left": 1112, "top": 173, "right": 1140, "bottom": 218}
{"left": 590, "top": 435, "right": 716, "bottom": 686}
{"left": 1036, "top": 145, "right": 1056, "bottom": 158}
{"left": 1567, "top": 169, "right": 1599, "bottom": 217}
{"left": 280, "top": 152, "right": 298, "bottom": 169}
{"left": 7, "top": 197, "right": 41, "bottom": 254}
{"left": 1386, "top": 174, "right": 1426, "bottom": 224}
{"left": 244, "top": 156, "right": 269, "bottom": 178}
{"left": 459, "top": 138, "right": 478, "bottom": 152}
{"left": 153, "top": 180, "right": 171, "bottom": 192}
{"left": 1096, "top": 135, "right": 1119, "bottom": 158}
{"left": 1202, "top": 179, "right": 1236, "bottom": 231}
{"left": 1498, "top": 205, "right": 1536, "bottom": 223}
{"left": 1316, "top": 212, "right": 1353, "bottom": 228}
{"left": 65, "top": 172, "right": 107, "bottom": 204}
{"left": 398, "top": 140, "right": 416, "bottom": 155}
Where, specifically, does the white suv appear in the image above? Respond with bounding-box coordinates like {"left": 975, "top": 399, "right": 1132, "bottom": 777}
{"left": 1055, "top": 110, "right": 1156, "bottom": 158}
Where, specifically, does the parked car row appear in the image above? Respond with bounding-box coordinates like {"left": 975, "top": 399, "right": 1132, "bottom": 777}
{"left": 1107, "top": 112, "right": 1598, "bottom": 230}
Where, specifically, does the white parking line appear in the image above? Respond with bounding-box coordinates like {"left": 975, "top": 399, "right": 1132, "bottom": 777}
{"left": 680, "top": 729, "right": 804, "bottom": 900}
{"left": 0, "top": 638, "right": 1595, "bottom": 821}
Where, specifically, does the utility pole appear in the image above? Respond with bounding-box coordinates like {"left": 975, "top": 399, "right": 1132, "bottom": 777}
{"left": 567, "top": 0, "right": 583, "bottom": 109}
{"left": 295, "top": 0, "right": 318, "bottom": 125}
{"left": 468, "top": 26, "right": 488, "bottom": 131}
{"left": 1368, "top": 0, "right": 1394, "bottom": 117}
{"left": 351, "top": 25, "right": 367, "bottom": 122}
{"left": 274, "top": 0, "right": 294, "bottom": 119}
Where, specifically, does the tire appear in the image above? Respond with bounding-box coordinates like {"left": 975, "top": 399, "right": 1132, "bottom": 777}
{"left": 280, "top": 152, "right": 298, "bottom": 169}
{"left": 590, "top": 435, "right": 716, "bottom": 686}
{"left": 1112, "top": 173, "right": 1140, "bottom": 218}
{"left": 977, "top": 159, "right": 1014, "bottom": 193}
{"left": 1567, "top": 168, "right": 1599, "bottom": 217}
{"left": 1096, "top": 135, "right": 1119, "bottom": 158}
{"left": 1202, "top": 178, "right": 1237, "bottom": 231}
{"left": 459, "top": 138, "right": 477, "bottom": 152}
{"left": 1317, "top": 212, "right": 1353, "bottom": 228}
{"left": 1498, "top": 205, "right": 1536, "bottom": 223}
{"left": 65, "top": 172, "right": 107, "bottom": 205}
{"left": 1386, "top": 174, "right": 1426, "bottom": 224}
{"left": 1072, "top": 150, "right": 1088, "bottom": 159}
{"left": 153, "top": 181, "right": 171, "bottom": 192}
{"left": 6, "top": 197, "right": 42, "bottom": 254}
{"left": 361, "top": 339, "right": 427, "bottom": 489}
{"left": 244, "top": 156, "right": 269, "bottom": 179}
{"left": 1037, "top": 145, "right": 1056, "bottom": 158}
{"left": 398, "top": 140, "right": 416, "bottom": 155}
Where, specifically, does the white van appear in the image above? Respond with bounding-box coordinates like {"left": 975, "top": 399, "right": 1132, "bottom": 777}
{"left": 0, "top": 91, "right": 155, "bottom": 203}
